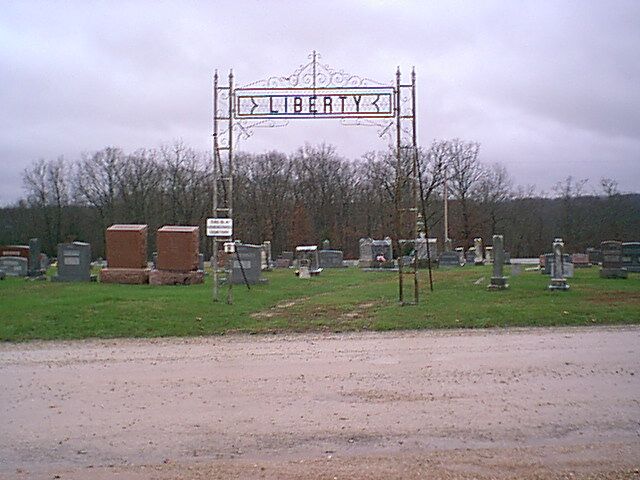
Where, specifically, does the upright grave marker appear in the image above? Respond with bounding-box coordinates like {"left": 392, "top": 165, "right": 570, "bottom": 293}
{"left": 488, "top": 235, "right": 508, "bottom": 290}
{"left": 53, "top": 242, "right": 93, "bottom": 282}
{"left": 600, "top": 241, "right": 628, "bottom": 279}
{"left": 548, "top": 238, "right": 569, "bottom": 290}
{"left": 150, "top": 226, "right": 204, "bottom": 285}
{"left": 100, "top": 224, "right": 150, "bottom": 284}
{"left": 621, "top": 242, "right": 640, "bottom": 273}
{"left": 473, "top": 238, "right": 484, "bottom": 266}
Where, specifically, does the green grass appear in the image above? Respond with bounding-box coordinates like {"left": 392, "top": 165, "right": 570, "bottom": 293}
{"left": 0, "top": 266, "right": 638, "bottom": 341}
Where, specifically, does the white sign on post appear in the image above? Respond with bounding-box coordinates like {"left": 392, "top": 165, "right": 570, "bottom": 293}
{"left": 206, "top": 218, "right": 233, "bottom": 237}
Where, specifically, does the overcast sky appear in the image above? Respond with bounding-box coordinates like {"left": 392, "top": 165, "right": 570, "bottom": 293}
{"left": 1, "top": 0, "right": 639, "bottom": 205}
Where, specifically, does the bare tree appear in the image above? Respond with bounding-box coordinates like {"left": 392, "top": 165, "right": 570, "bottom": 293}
{"left": 446, "top": 139, "right": 483, "bottom": 246}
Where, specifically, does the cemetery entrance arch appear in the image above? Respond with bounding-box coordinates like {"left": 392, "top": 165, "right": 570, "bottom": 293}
{"left": 212, "top": 52, "right": 420, "bottom": 305}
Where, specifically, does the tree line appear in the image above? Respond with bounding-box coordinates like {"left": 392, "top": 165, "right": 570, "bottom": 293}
{"left": 1, "top": 139, "right": 639, "bottom": 259}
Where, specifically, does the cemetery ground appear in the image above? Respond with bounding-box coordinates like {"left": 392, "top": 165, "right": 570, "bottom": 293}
{"left": 0, "top": 265, "right": 639, "bottom": 341}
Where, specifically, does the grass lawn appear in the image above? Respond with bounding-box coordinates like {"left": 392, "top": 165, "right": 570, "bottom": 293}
{"left": 0, "top": 265, "right": 638, "bottom": 341}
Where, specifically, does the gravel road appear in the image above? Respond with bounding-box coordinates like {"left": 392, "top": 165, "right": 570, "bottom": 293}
{"left": 1, "top": 326, "right": 639, "bottom": 479}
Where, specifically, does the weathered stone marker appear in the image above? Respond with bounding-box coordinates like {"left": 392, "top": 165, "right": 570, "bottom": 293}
{"left": 0, "top": 256, "right": 28, "bottom": 277}
{"left": 28, "top": 238, "right": 43, "bottom": 277}
{"left": 600, "top": 241, "right": 628, "bottom": 279}
{"left": 229, "top": 243, "right": 264, "bottom": 284}
{"left": 474, "top": 237, "right": 484, "bottom": 265}
{"left": 488, "top": 235, "right": 508, "bottom": 290}
{"left": 548, "top": 238, "right": 569, "bottom": 290}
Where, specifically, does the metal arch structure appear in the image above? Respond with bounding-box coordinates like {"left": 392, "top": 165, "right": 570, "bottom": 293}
{"left": 212, "top": 52, "right": 420, "bottom": 305}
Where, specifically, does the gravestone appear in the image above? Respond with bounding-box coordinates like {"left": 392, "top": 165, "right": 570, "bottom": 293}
{"left": 621, "top": 242, "right": 640, "bottom": 273}
{"left": 275, "top": 258, "right": 292, "bottom": 268}
{"left": 488, "top": 235, "right": 508, "bottom": 290}
{"left": 0, "top": 256, "right": 28, "bottom": 277}
{"left": 1, "top": 245, "right": 30, "bottom": 263}
{"left": 28, "top": 238, "right": 43, "bottom": 276}
{"left": 542, "top": 252, "right": 573, "bottom": 277}
{"left": 438, "top": 251, "right": 461, "bottom": 268}
{"left": 298, "top": 265, "right": 311, "bottom": 279}
{"left": 322, "top": 239, "right": 330, "bottom": 251}
{"left": 100, "top": 224, "right": 150, "bottom": 284}
{"left": 229, "top": 243, "right": 264, "bottom": 284}
{"left": 484, "top": 246, "right": 494, "bottom": 264}
{"left": 40, "top": 253, "right": 50, "bottom": 272}
{"left": 150, "top": 226, "right": 203, "bottom": 285}
{"left": 600, "top": 241, "right": 628, "bottom": 278}
{"left": 444, "top": 238, "right": 453, "bottom": 252}
{"left": 261, "top": 241, "right": 272, "bottom": 270}
{"left": 548, "top": 238, "right": 569, "bottom": 290}
{"left": 53, "top": 242, "right": 92, "bottom": 282}
{"left": 455, "top": 247, "right": 466, "bottom": 265}
{"left": 586, "top": 247, "right": 602, "bottom": 265}
{"left": 359, "top": 237, "right": 393, "bottom": 268}
{"left": 281, "top": 251, "right": 294, "bottom": 261}
{"left": 572, "top": 253, "right": 591, "bottom": 268}
{"left": 318, "top": 249, "right": 344, "bottom": 268}
{"left": 415, "top": 237, "right": 437, "bottom": 260}
{"left": 465, "top": 248, "right": 476, "bottom": 264}
{"left": 473, "top": 238, "right": 484, "bottom": 265}
{"left": 504, "top": 252, "right": 511, "bottom": 265}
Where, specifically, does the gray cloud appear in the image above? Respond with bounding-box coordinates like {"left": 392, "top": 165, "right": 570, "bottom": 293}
{"left": 1, "top": 0, "right": 639, "bottom": 205}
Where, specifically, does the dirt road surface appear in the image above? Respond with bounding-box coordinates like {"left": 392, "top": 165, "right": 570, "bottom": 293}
{"left": 1, "top": 326, "right": 639, "bottom": 479}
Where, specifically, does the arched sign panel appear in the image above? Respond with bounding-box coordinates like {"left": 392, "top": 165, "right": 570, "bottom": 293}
{"left": 211, "top": 52, "right": 419, "bottom": 305}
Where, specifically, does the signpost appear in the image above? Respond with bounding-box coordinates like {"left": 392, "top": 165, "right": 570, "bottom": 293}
{"left": 206, "top": 218, "right": 233, "bottom": 237}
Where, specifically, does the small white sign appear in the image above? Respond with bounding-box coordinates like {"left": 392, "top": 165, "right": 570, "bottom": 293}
{"left": 207, "top": 218, "right": 233, "bottom": 237}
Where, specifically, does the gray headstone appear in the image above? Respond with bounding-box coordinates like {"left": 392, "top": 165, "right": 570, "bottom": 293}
{"left": 0, "top": 256, "right": 28, "bottom": 277}
{"left": 229, "top": 243, "right": 263, "bottom": 284}
{"left": 465, "top": 248, "right": 476, "bottom": 264}
{"left": 621, "top": 242, "right": 640, "bottom": 273}
{"left": 198, "top": 253, "right": 204, "bottom": 272}
{"left": 488, "top": 235, "right": 508, "bottom": 289}
{"left": 600, "top": 241, "right": 628, "bottom": 278}
{"left": 586, "top": 247, "right": 602, "bottom": 265}
{"left": 281, "top": 251, "right": 294, "bottom": 261}
{"left": 53, "top": 242, "right": 92, "bottom": 282}
{"left": 318, "top": 249, "right": 344, "bottom": 268}
{"left": 549, "top": 238, "right": 569, "bottom": 290}
{"left": 28, "top": 238, "right": 42, "bottom": 276}
{"left": 438, "top": 251, "right": 461, "bottom": 268}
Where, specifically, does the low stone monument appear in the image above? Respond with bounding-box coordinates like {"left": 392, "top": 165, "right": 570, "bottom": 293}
{"left": 100, "top": 224, "right": 150, "bottom": 284}
{"left": 541, "top": 253, "right": 573, "bottom": 277}
{"left": 488, "top": 235, "right": 508, "bottom": 290}
{"left": 571, "top": 253, "right": 591, "bottom": 268}
{"left": 465, "top": 247, "right": 476, "bottom": 264}
{"left": 621, "top": 242, "right": 640, "bottom": 273}
{"left": 229, "top": 243, "right": 264, "bottom": 284}
{"left": 484, "top": 246, "right": 494, "bottom": 264}
{"left": 455, "top": 246, "right": 466, "bottom": 265}
{"left": 0, "top": 245, "right": 30, "bottom": 269}
{"left": 274, "top": 257, "right": 292, "bottom": 268}
{"left": 150, "top": 226, "right": 204, "bottom": 285}
{"left": 52, "top": 242, "right": 93, "bottom": 282}
{"left": 548, "top": 238, "right": 569, "bottom": 290}
{"left": 0, "top": 256, "right": 28, "bottom": 277}
{"left": 586, "top": 247, "right": 602, "bottom": 265}
{"left": 473, "top": 238, "right": 484, "bottom": 265}
{"left": 318, "top": 249, "right": 344, "bottom": 268}
{"left": 438, "top": 251, "right": 461, "bottom": 268}
{"left": 600, "top": 241, "right": 628, "bottom": 279}
{"left": 359, "top": 237, "right": 393, "bottom": 268}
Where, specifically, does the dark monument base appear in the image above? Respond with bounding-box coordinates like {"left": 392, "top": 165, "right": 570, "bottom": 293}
{"left": 149, "top": 269, "right": 204, "bottom": 285}
{"left": 100, "top": 268, "right": 150, "bottom": 284}
{"left": 600, "top": 268, "right": 628, "bottom": 279}
{"left": 488, "top": 277, "right": 509, "bottom": 290}
{"left": 548, "top": 278, "right": 570, "bottom": 290}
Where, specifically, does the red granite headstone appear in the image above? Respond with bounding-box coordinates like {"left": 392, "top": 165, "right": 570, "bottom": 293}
{"left": 156, "top": 226, "right": 199, "bottom": 272}
{"left": 105, "top": 224, "right": 148, "bottom": 268}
